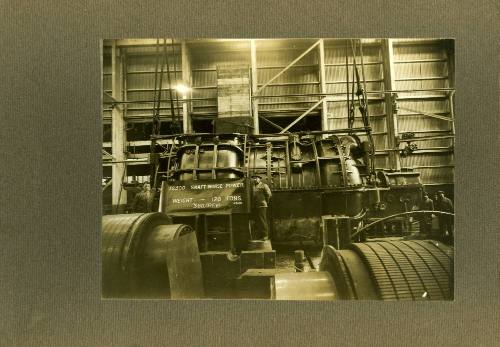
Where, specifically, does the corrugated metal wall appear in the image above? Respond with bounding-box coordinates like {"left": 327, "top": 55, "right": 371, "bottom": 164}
{"left": 256, "top": 40, "right": 320, "bottom": 119}
{"left": 102, "top": 39, "right": 454, "bottom": 185}
{"left": 324, "top": 40, "right": 387, "bottom": 169}
{"left": 393, "top": 40, "right": 454, "bottom": 185}
{"left": 103, "top": 44, "right": 184, "bottom": 123}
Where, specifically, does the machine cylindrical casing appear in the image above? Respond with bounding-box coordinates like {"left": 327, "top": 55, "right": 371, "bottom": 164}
{"left": 102, "top": 213, "right": 193, "bottom": 298}
{"left": 272, "top": 272, "right": 338, "bottom": 300}
{"left": 345, "top": 159, "right": 362, "bottom": 186}
{"left": 178, "top": 143, "right": 243, "bottom": 180}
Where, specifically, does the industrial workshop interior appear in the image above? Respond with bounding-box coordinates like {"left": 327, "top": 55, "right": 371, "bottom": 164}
{"left": 102, "top": 38, "right": 455, "bottom": 300}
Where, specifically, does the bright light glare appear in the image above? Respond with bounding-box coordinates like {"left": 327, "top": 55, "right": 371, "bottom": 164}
{"left": 175, "top": 84, "right": 191, "bottom": 94}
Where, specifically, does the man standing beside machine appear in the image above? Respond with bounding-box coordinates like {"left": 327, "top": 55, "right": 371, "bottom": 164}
{"left": 130, "top": 182, "right": 155, "bottom": 213}
{"left": 418, "top": 192, "right": 434, "bottom": 236}
{"left": 251, "top": 175, "right": 272, "bottom": 241}
{"left": 435, "top": 190, "right": 454, "bottom": 238}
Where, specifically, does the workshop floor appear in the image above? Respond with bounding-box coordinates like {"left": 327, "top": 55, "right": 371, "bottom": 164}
{"left": 274, "top": 249, "right": 322, "bottom": 273}
{"left": 272, "top": 229, "right": 444, "bottom": 274}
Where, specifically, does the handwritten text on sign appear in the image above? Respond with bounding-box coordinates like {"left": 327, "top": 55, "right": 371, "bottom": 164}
{"left": 162, "top": 179, "right": 250, "bottom": 215}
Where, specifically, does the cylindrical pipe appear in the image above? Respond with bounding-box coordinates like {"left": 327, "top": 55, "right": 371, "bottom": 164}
{"left": 273, "top": 272, "right": 338, "bottom": 300}
{"left": 294, "top": 250, "right": 305, "bottom": 272}
{"left": 322, "top": 219, "right": 329, "bottom": 246}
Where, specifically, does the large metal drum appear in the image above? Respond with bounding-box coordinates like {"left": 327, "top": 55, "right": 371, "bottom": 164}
{"left": 102, "top": 213, "right": 194, "bottom": 298}
{"left": 320, "top": 240, "right": 453, "bottom": 300}
{"left": 272, "top": 240, "right": 453, "bottom": 301}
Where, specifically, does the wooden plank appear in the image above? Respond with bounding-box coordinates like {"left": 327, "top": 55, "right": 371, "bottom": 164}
{"left": 257, "top": 40, "right": 321, "bottom": 94}
{"left": 109, "top": 38, "right": 177, "bottom": 47}
{"left": 259, "top": 115, "right": 285, "bottom": 132}
{"left": 279, "top": 98, "right": 325, "bottom": 133}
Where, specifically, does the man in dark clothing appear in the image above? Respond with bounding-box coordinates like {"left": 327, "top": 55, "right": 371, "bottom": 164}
{"left": 251, "top": 175, "right": 272, "bottom": 240}
{"left": 418, "top": 192, "right": 434, "bottom": 235}
{"left": 131, "top": 182, "right": 155, "bottom": 213}
{"left": 433, "top": 192, "right": 439, "bottom": 206}
{"left": 435, "top": 191, "right": 454, "bottom": 237}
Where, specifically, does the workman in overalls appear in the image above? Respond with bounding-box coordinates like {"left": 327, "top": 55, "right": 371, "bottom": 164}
{"left": 251, "top": 175, "right": 272, "bottom": 240}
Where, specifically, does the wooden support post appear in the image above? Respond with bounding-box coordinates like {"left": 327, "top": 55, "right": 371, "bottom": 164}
{"left": 181, "top": 41, "right": 193, "bottom": 133}
{"left": 382, "top": 39, "right": 401, "bottom": 170}
{"left": 318, "top": 39, "right": 329, "bottom": 131}
{"left": 122, "top": 49, "right": 127, "bottom": 118}
{"left": 446, "top": 41, "right": 455, "bottom": 145}
{"left": 250, "top": 40, "right": 260, "bottom": 134}
{"left": 446, "top": 41, "right": 455, "bottom": 178}
{"left": 111, "top": 41, "right": 127, "bottom": 212}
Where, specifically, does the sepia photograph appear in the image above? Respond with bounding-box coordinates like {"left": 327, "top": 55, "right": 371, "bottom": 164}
{"left": 3, "top": 0, "right": 500, "bottom": 345}
{"left": 101, "top": 38, "right": 455, "bottom": 300}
